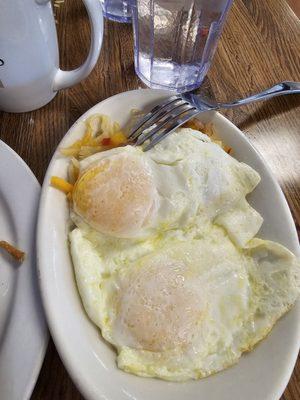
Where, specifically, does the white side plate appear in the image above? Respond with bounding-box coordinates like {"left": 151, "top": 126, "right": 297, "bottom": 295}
{"left": 38, "top": 89, "right": 300, "bottom": 400}
{"left": 0, "top": 141, "right": 48, "bottom": 400}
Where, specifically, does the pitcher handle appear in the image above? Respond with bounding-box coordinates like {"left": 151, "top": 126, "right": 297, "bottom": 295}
{"left": 42, "top": 0, "right": 103, "bottom": 91}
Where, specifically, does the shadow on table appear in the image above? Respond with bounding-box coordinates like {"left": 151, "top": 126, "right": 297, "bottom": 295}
{"left": 238, "top": 94, "right": 300, "bottom": 131}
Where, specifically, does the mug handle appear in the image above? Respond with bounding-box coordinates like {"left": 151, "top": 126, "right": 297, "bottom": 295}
{"left": 38, "top": 0, "right": 103, "bottom": 91}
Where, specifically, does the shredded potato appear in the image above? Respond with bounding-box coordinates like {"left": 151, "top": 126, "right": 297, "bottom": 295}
{"left": 51, "top": 113, "right": 232, "bottom": 197}
{"left": 111, "top": 131, "right": 127, "bottom": 146}
{"left": 51, "top": 176, "right": 74, "bottom": 194}
{"left": 0, "top": 241, "right": 25, "bottom": 262}
{"left": 183, "top": 119, "right": 205, "bottom": 131}
{"left": 53, "top": 113, "right": 232, "bottom": 197}
{"left": 183, "top": 119, "right": 232, "bottom": 154}
{"left": 61, "top": 113, "right": 231, "bottom": 161}
{"left": 68, "top": 158, "right": 80, "bottom": 184}
{"left": 61, "top": 114, "right": 127, "bottom": 160}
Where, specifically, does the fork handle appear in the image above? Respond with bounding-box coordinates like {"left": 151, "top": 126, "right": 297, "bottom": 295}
{"left": 218, "top": 81, "right": 300, "bottom": 109}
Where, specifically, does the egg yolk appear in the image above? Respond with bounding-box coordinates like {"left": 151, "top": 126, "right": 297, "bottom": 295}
{"left": 72, "top": 153, "right": 158, "bottom": 237}
{"left": 116, "top": 259, "right": 204, "bottom": 352}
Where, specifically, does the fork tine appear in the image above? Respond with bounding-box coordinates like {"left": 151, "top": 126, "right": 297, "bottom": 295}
{"left": 128, "top": 95, "right": 181, "bottom": 140}
{"left": 135, "top": 102, "right": 195, "bottom": 146}
{"left": 143, "top": 108, "right": 200, "bottom": 151}
{"left": 130, "top": 98, "right": 187, "bottom": 142}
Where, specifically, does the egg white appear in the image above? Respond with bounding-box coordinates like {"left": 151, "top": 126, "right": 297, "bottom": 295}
{"left": 70, "top": 225, "right": 300, "bottom": 381}
{"left": 69, "top": 126, "right": 299, "bottom": 381}
{"left": 72, "top": 128, "right": 263, "bottom": 245}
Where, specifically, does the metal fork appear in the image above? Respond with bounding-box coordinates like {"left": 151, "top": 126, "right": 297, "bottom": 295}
{"left": 128, "top": 81, "right": 300, "bottom": 151}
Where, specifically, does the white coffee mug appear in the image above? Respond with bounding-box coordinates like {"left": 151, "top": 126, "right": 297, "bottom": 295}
{"left": 0, "top": 0, "right": 103, "bottom": 113}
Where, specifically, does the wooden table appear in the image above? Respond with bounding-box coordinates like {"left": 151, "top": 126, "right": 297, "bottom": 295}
{"left": 0, "top": 0, "right": 299, "bottom": 398}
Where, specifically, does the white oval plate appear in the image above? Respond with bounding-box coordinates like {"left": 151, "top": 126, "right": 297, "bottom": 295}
{"left": 38, "top": 89, "right": 300, "bottom": 400}
{"left": 0, "top": 141, "right": 48, "bottom": 400}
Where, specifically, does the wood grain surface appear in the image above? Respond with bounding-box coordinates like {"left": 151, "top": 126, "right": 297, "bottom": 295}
{"left": 0, "top": 0, "right": 299, "bottom": 398}
{"left": 287, "top": 0, "right": 300, "bottom": 17}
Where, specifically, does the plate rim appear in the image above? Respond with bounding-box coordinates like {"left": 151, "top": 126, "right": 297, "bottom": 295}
{"left": 0, "top": 140, "right": 49, "bottom": 400}
{"left": 37, "top": 89, "right": 300, "bottom": 400}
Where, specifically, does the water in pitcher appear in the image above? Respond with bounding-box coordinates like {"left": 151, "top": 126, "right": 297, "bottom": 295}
{"left": 132, "top": 0, "right": 233, "bottom": 92}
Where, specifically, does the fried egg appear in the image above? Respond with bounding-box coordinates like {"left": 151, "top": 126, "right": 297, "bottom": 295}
{"left": 70, "top": 225, "right": 300, "bottom": 381}
{"left": 72, "top": 129, "right": 263, "bottom": 246}
{"left": 73, "top": 147, "right": 159, "bottom": 238}
{"left": 69, "top": 126, "right": 300, "bottom": 381}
